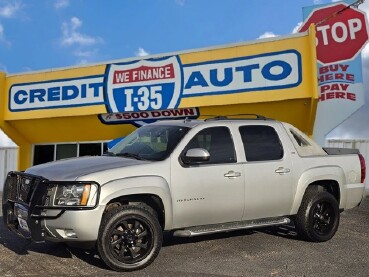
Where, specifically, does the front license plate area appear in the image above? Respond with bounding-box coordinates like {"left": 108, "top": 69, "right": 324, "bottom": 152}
{"left": 14, "top": 203, "right": 30, "bottom": 233}
{"left": 17, "top": 217, "right": 29, "bottom": 232}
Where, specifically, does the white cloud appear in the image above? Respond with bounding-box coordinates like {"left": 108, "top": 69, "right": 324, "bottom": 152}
{"left": 61, "top": 16, "right": 103, "bottom": 46}
{"left": 0, "top": 129, "right": 17, "bottom": 147}
{"left": 258, "top": 32, "right": 278, "bottom": 39}
{"left": 0, "top": 23, "right": 4, "bottom": 40}
{"left": 362, "top": 44, "right": 369, "bottom": 60}
{"left": 0, "top": 23, "right": 10, "bottom": 46}
{"left": 0, "top": 1, "right": 21, "bottom": 18}
{"left": 359, "top": 2, "right": 369, "bottom": 70}
{"left": 135, "top": 47, "right": 149, "bottom": 57}
{"left": 359, "top": 0, "right": 369, "bottom": 15}
{"left": 73, "top": 49, "right": 98, "bottom": 58}
{"left": 21, "top": 66, "right": 32, "bottom": 72}
{"left": 59, "top": 17, "right": 104, "bottom": 65}
{"left": 77, "top": 59, "right": 88, "bottom": 65}
{"left": 55, "top": 0, "right": 69, "bottom": 9}
{"left": 0, "top": 62, "right": 7, "bottom": 72}
{"left": 292, "top": 22, "right": 303, "bottom": 34}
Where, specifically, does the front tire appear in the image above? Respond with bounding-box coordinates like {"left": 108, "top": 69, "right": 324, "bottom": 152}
{"left": 97, "top": 205, "right": 162, "bottom": 271}
{"left": 295, "top": 190, "right": 339, "bottom": 242}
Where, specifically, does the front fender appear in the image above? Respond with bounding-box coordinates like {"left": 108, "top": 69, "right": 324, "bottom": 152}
{"left": 98, "top": 175, "right": 173, "bottom": 230}
{"left": 290, "top": 166, "right": 345, "bottom": 215}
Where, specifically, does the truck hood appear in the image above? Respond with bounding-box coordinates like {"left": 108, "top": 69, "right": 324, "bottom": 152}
{"left": 25, "top": 155, "right": 149, "bottom": 181}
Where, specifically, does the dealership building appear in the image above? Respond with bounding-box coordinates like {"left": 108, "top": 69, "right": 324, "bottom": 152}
{"left": 0, "top": 26, "right": 319, "bottom": 173}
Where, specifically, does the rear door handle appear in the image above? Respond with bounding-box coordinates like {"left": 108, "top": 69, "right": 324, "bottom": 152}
{"left": 275, "top": 167, "right": 291, "bottom": 175}
{"left": 224, "top": 171, "right": 241, "bottom": 178}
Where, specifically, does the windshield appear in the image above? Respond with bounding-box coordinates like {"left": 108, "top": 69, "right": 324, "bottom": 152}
{"left": 108, "top": 125, "right": 190, "bottom": 161}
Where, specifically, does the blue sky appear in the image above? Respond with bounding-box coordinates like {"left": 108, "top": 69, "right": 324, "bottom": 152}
{"left": 0, "top": 0, "right": 349, "bottom": 74}
{"left": 1, "top": 0, "right": 369, "bottom": 145}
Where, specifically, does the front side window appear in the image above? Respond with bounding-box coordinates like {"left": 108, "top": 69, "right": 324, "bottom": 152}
{"left": 109, "top": 125, "right": 190, "bottom": 161}
{"left": 183, "top": 127, "right": 236, "bottom": 164}
{"left": 239, "top": 125, "right": 283, "bottom": 162}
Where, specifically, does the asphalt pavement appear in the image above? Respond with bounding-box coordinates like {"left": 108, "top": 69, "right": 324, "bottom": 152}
{"left": 0, "top": 192, "right": 368, "bottom": 277}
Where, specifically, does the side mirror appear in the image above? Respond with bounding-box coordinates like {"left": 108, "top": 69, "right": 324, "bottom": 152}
{"left": 182, "top": 148, "right": 210, "bottom": 164}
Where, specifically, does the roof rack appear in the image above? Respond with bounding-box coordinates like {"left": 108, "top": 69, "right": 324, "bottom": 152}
{"left": 204, "top": 114, "right": 269, "bottom": 121}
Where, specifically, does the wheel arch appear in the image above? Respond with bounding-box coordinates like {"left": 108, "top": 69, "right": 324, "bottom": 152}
{"left": 99, "top": 176, "right": 173, "bottom": 230}
{"left": 290, "top": 166, "right": 345, "bottom": 215}
{"left": 104, "top": 193, "right": 165, "bottom": 228}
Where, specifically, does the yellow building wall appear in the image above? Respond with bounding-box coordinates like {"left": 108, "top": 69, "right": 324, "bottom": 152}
{"left": 1, "top": 27, "right": 317, "bottom": 170}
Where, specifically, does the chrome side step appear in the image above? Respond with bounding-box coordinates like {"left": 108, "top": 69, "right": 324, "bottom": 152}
{"left": 173, "top": 217, "right": 291, "bottom": 237}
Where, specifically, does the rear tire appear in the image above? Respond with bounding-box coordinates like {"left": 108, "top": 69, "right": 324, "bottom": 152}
{"left": 97, "top": 205, "right": 162, "bottom": 271}
{"left": 295, "top": 190, "right": 339, "bottom": 242}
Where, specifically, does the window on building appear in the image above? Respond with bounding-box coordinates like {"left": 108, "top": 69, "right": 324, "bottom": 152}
{"left": 33, "top": 145, "right": 55, "bottom": 165}
{"left": 80, "top": 143, "right": 103, "bottom": 157}
{"left": 239, "top": 125, "right": 283, "bottom": 162}
{"left": 56, "top": 144, "right": 77, "bottom": 160}
{"left": 103, "top": 143, "right": 108, "bottom": 153}
{"left": 33, "top": 141, "right": 108, "bottom": 166}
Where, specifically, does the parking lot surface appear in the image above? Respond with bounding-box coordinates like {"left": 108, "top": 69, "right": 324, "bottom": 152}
{"left": 0, "top": 192, "right": 368, "bottom": 277}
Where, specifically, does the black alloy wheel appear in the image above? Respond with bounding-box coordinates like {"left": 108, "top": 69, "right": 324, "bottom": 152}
{"left": 295, "top": 189, "right": 339, "bottom": 242}
{"left": 97, "top": 205, "right": 162, "bottom": 271}
{"left": 109, "top": 217, "right": 152, "bottom": 263}
{"left": 311, "top": 201, "right": 335, "bottom": 236}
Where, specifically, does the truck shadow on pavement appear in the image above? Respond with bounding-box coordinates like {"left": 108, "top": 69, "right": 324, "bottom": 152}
{"left": 0, "top": 215, "right": 74, "bottom": 258}
{"left": 63, "top": 230, "right": 260, "bottom": 270}
{"left": 0, "top": 214, "right": 299, "bottom": 271}
{"left": 0, "top": 215, "right": 30, "bottom": 255}
{"left": 258, "top": 223, "right": 300, "bottom": 240}
{"left": 66, "top": 230, "right": 262, "bottom": 270}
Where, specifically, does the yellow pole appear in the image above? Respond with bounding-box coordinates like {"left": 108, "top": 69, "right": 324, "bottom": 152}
{"left": 307, "top": 24, "right": 319, "bottom": 137}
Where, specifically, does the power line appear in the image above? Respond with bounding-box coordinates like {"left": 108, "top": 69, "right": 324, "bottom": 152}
{"left": 316, "top": 0, "right": 366, "bottom": 26}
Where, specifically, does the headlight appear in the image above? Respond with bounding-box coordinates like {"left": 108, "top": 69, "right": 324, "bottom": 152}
{"left": 48, "top": 182, "right": 99, "bottom": 207}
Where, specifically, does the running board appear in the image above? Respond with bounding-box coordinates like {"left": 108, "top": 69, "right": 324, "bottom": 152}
{"left": 173, "top": 217, "right": 291, "bottom": 237}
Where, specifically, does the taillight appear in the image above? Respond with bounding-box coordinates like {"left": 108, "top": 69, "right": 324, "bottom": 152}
{"left": 359, "top": 154, "right": 366, "bottom": 183}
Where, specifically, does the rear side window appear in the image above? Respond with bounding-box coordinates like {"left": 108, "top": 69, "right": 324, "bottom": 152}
{"left": 239, "top": 125, "right": 283, "bottom": 161}
{"left": 290, "top": 129, "right": 311, "bottom": 147}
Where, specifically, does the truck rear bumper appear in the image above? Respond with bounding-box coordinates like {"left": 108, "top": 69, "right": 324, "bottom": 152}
{"left": 345, "top": 183, "right": 366, "bottom": 209}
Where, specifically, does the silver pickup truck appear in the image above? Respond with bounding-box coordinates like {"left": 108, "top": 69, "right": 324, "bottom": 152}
{"left": 2, "top": 116, "right": 367, "bottom": 271}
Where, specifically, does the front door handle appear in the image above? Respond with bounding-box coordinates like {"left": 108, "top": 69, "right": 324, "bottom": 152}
{"left": 275, "top": 167, "right": 291, "bottom": 175}
{"left": 224, "top": 171, "right": 241, "bottom": 178}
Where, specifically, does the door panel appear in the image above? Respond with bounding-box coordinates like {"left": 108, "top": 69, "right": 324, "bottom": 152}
{"left": 242, "top": 160, "right": 293, "bottom": 220}
{"left": 170, "top": 126, "right": 245, "bottom": 228}
{"left": 238, "top": 125, "right": 293, "bottom": 220}
{"left": 171, "top": 163, "right": 244, "bottom": 228}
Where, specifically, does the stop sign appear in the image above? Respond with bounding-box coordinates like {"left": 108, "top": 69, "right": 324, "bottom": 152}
{"left": 299, "top": 3, "right": 369, "bottom": 64}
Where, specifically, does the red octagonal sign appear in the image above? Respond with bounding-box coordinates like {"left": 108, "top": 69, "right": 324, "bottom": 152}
{"left": 299, "top": 3, "right": 369, "bottom": 64}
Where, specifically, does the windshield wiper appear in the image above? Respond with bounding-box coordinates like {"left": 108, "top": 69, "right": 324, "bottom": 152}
{"left": 103, "top": 151, "right": 116, "bottom": 156}
{"left": 116, "top": 152, "right": 143, "bottom": 160}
